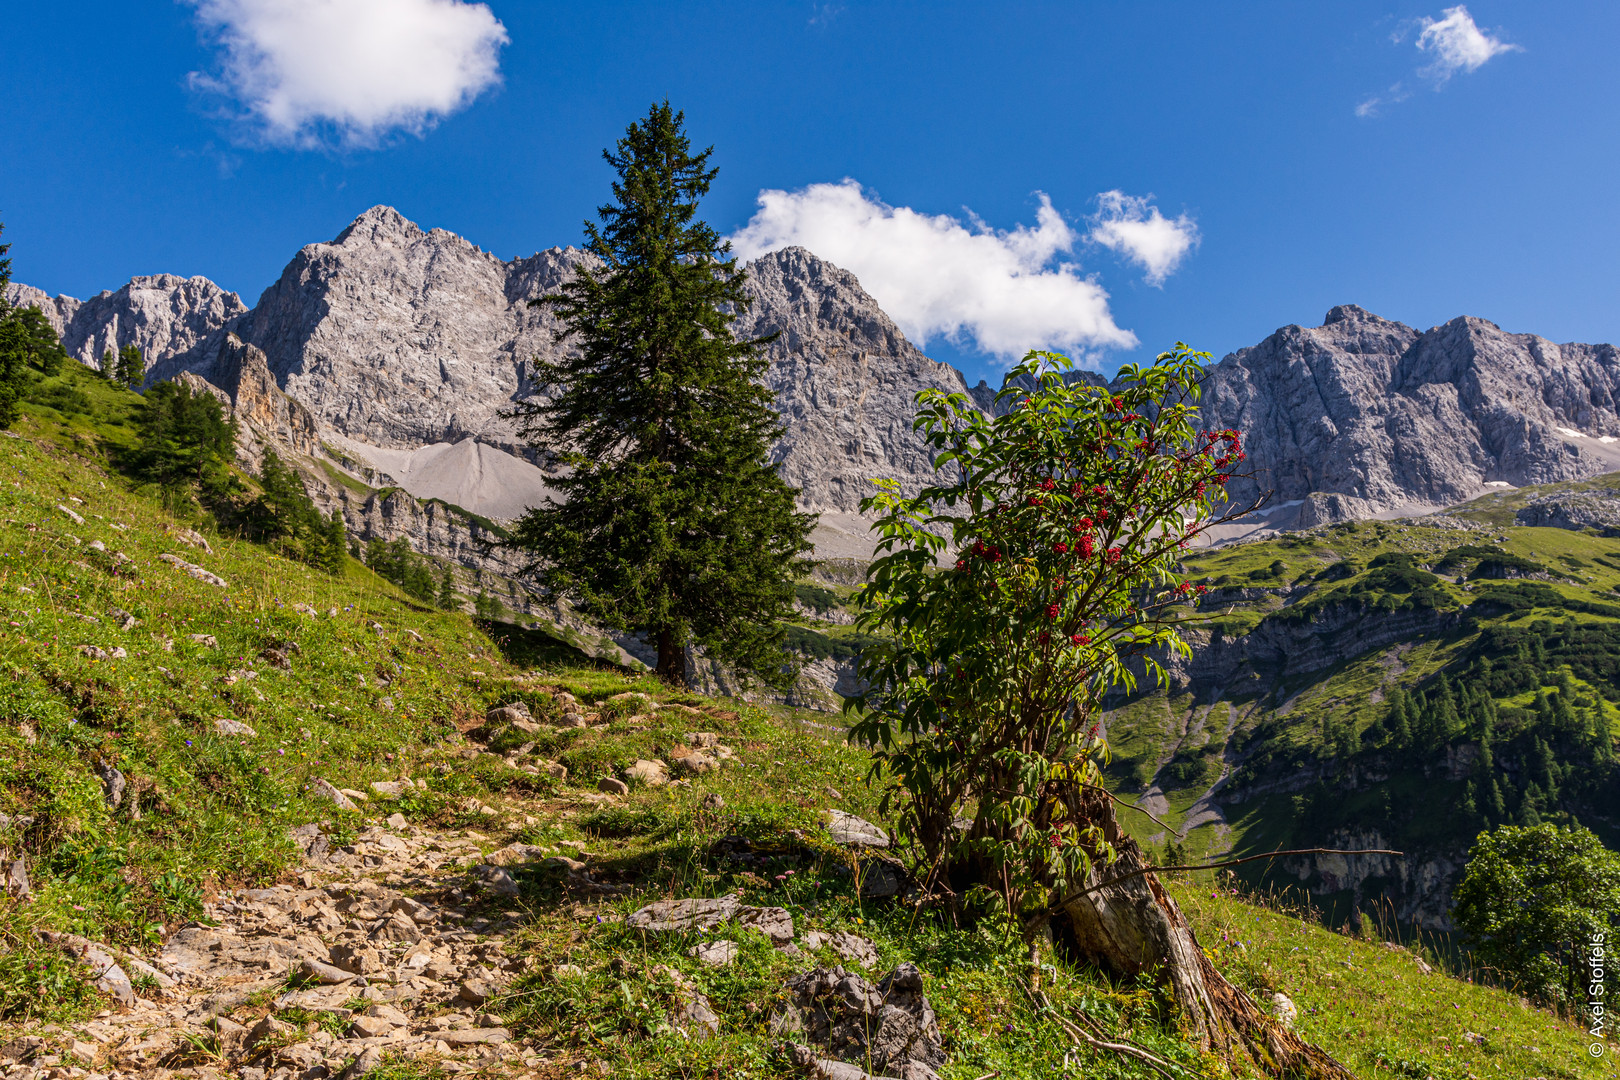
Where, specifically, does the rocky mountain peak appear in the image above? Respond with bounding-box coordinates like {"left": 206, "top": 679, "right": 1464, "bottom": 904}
{"left": 1321, "top": 303, "right": 1381, "bottom": 326}
{"left": 6, "top": 274, "right": 248, "bottom": 378}
{"left": 1202, "top": 306, "right": 1620, "bottom": 528}
{"left": 334, "top": 204, "right": 426, "bottom": 245}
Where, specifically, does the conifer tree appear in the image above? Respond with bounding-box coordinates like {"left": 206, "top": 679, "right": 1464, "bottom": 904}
{"left": 116, "top": 344, "right": 144, "bottom": 389}
{"left": 437, "top": 565, "right": 457, "bottom": 610}
{"left": 510, "top": 102, "right": 814, "bottom": 685}
{"left": 0, "top": 222, "right": 70, "bottom": 426}
{"left": 318, "top": 510, "right": 347, "bottom": 576}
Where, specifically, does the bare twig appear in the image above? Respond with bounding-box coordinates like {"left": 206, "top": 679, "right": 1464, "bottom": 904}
{"left": 1052, "top": 847, "right": 1403, "bottom": 911}
{"left": 1083, "top": 782, "right": 1178, "bottom": 835}
{"left": 1019, "top": 978, "right": 1182, "bottom": 1079}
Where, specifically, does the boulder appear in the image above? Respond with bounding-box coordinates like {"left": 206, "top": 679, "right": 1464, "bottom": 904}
{"left": 859, "top": 857, "right": 906, "bottom": 899}
{"left": 802, "top": 930, "right": 879, "bottom": 968}
{"left": 627, "top": 896, "right": 741, "bottom": 934}
{"left": 311, "top": 778, "right": 357, "bottom": 811}
{"left": 485, "top": 703, "right": 530, "bottom": 726}
{"left": 1271, "top": 991, "right": 1298, "bottom": 1028}
{"left": 672, "top": 750, "right": 719, "bottom": 775}
{"left": 828, "top": 810, "right": 890, "bottom": 848}
{"left": 687, "top": 940, "right": 739, "bottom": 967}
{"left": 771, "top": 963, "right": 943, "bottom": 1080}
{"left": 625, "top": 758, "right": 669, "bottom": 786}
{"left": 738, "top": 906, "right": 796, "bottom": 945}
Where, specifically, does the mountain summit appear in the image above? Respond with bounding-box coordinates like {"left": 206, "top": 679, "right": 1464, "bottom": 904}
{"left": 7, "top": 207, "right": 1620, "bottom": 538}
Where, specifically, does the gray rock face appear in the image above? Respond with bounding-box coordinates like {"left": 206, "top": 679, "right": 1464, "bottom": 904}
{"left": 738, "top": 246, "right": 978, "bottom": 512}
{"left": 5, "top": 274, "right": 248, "bottom": 380}
{"left": 23, "top": 210, "right": 1620, "bottom": 539}
{"left": 215, "top": 206, "right": 576, "bottom": 451}
{"left": 16, "top": 209, "right": 971, "bottom": 524}
{"left": 1200, "top": 304, "right": 1620, "bottom": 524}
{"left": 1514, "top": 489, "right": 1620, "bottom": 532}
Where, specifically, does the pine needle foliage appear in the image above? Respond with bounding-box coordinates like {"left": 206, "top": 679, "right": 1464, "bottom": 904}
{"left": 509, "top": 102, "right": 813, "bottom": 685}
{"left": 0, "top": 222, "right": 70, "bottom": 427}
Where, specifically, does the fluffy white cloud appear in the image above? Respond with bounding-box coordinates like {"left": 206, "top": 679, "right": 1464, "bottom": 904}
{"left": 1086, "top": 191, "right": 1199, "bottom": 287}
{"left": 186, "top": 0, "right": 508, "bottom": 147}
{"left": 1415, "top": 5, "right": 1521, "bottom": 84}
{"left": 728, "top": 180, "right": 1137, "bottom": 361}
{"left": 1357, "top": 7, "right": 1518, "bottom": 117}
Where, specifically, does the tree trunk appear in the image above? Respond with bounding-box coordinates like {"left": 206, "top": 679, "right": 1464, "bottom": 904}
{"left": 654, "top": 628, "right": 686, "bottom": 687}
{"left": 1054, "top": 786, "right": 1353, "bottom": 1079}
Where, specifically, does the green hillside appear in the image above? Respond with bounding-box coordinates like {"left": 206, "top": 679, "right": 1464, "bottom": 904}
{"left": 1099, "top": 504, "right": 1620, "bottom": 931}
{"left": 0, "top": 371, "right": 1608, "bottom": 1078}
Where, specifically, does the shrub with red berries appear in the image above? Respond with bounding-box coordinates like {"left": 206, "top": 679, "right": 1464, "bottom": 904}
{"left": 848, "top": 343, "right": 1260, "bottom": 941}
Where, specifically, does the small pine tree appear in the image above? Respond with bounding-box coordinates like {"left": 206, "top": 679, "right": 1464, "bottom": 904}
{"left": 129, "top": 381, "right": 237, "bottom": 507}
{"left": 436, "top": 565, "right": 458, "bottom": 610}
{"left": 0, "top": 219, "right": 69, "bottom": 426}
{"left": 318, "top": 510, "right": 346, "bottom": 576}
{"left": 1388, "top": 688, "right": 1413, "bottom": 748}
{"left": 100, "top": 348, "right": 117, "bottom": 380}
{"left": 116, "top": 344, "right": 144, "bottom": 389}
{"left": 473, "top": 590, "right": 501, "bottom": 622}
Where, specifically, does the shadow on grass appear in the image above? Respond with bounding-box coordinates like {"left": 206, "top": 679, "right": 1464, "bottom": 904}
{"left": 479, "top": 618, "right": 618, "bottom": 671}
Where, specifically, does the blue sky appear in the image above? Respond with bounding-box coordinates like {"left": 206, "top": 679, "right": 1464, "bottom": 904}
{"left": 4, "top": 2, "right": 1615, "bottom": 386}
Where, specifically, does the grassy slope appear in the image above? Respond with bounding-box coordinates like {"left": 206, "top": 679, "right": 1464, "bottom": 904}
{"left": 0, "top": 378, "right": 1606, "bottom": 1078}
{"left": 1100, "top": 508, "right": 1620, "bottom": 871}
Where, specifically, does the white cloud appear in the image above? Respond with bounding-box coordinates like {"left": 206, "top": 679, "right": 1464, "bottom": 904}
{"left": 1086, "top": 191, "right": 1199, "bottom": 287}
{"left": 1415, "top": 5, "right": 1521, "bottom": 84}
{"left": 1355, "top": 82, "right": 1411, "bottom": 118}
{"left": 186, "top": 0, "right": 508, "bottom": 147}
{"left": 728, "top": 180, "right": 1136, "bottom": 362}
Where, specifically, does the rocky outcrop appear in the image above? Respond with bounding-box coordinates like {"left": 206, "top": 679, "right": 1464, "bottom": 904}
{"left": 738, "top": 246, "right": 978, "bottom": 512}
{"left": 22, "top": 212, "right": 1620, "bottom": 538}
{"left": 1514, "top": 489, "right": 1620, "bottom": 533}
{"left": 5, "top": 274, "right": 247, "bottom": 382}
{"left": 1200, "top": 304, "right": 1620, "bottom": 525}
{"left": 190, "top": 206, "right": 575, "bottom": 452}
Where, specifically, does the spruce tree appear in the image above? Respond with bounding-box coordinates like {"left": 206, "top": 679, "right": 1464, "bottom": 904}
{"left": 116, "top": 344, "right": 144, "bottom": 389}
{"left": 437, "top": 565, "right": 457, "bottom": 610}
{"left": 509, "top": 102, "right": 814, "bottom": 685}
{"left": 0, "top": 222, "right": 70, "bottom": 426}
{"left": 318, "top": 510, "right": 347, "bottom": 576}
{"left": 0, "top": 224, "right": 18, "bottom": 428}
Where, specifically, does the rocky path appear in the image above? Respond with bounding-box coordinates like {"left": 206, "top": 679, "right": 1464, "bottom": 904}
{"left": 2, "top": 814, "right": 573, "bottom": 1080}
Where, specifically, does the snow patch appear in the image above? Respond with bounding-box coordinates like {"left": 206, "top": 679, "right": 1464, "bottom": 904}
{"left": 1556, "top": 426, "right": 1586, "bottom": 439}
